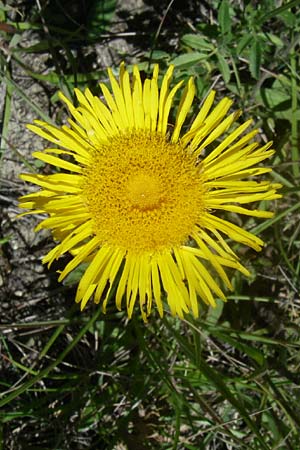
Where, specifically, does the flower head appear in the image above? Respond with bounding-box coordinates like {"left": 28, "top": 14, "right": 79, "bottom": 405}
{"left": 19, "top": 63, "right": 281, "bottom": 320}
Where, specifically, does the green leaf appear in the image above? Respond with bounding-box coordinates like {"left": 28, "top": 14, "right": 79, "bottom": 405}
{"left": 16, "top": 40, "right": 61, "bottom": 53}
{"left": 206, "top": 298, "right": 224, "bottom": 326}
{"left": 218, "top": 0, "right": 231, "bottom": 35}
{"left": 211, "top": 330, "right": 265, "bottom": 366}
{"left": 264, "top": 32, "right": 284, "bottom": 48}
{"left": 237, "top": 34, "right": 252, "bottom": 55}
{"left": 249, "top": 39, "right": 261, "bottom": 80}
{"left": 181, "top": 34, "right": 214, "bottom": 51}
{"left": 87, "top": 0, "right": 117, "bottom": 37}
{"left": 181, "top": 341, "right": 270, "bottom": 449}
{"left": 257, "top": 75, "right": 300, "bottom": 121}
{"left": 217, "top": 52, "right": 231, "bottom": 83}
{"left": 280, "top": 9, "right": 297, "bottom": 27}
{"left": 147, "top": 50, "right": 170, "bottom": 61}
{"left": 0, "top": 306, "right": 104, "bottom": 408}
{"left": 63, "top": 262, "right": 89, "bottom": 286}
{"left": 0, "top": 68, "right": 55, "bottom": 124}
{"left": 0, "top": 236, "right": 10, "bottom": 245}
{"left": 170, "top": 52, "right": 209, "bottom": 69}
{"left": 258, "top": 0, "right": 300, "bottom": 25}
{"left": 0, "top": 69, "right": 12, "bottom": 155}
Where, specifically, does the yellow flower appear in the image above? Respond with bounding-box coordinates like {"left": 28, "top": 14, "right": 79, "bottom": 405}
{"left": 19, "top": 63, "right": 281, "bottom": 321}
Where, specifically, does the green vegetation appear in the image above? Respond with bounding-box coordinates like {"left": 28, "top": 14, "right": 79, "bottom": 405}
{"left": 0, "top": 0, "right": 299, "bottom": 448}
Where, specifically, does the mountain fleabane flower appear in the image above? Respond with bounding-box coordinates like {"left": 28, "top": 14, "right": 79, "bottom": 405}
{"left": 19, "top": 63, "right": 281, "bottom": 321}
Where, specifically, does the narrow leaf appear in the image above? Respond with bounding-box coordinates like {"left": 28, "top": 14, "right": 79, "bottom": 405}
{"left": 217, "top": 52, "right": 231, "bottom": 83}
{"left": 249, "top": 40, "right": 262, "bottom": 80}
{"left": 170, "top": 52, "right": 209, "bottom": 69}
{"left": 218, "top": 0, "right": 231, "bottom": 35}
{"left": 181, "top": 34, "right": 215, "bottom": 51}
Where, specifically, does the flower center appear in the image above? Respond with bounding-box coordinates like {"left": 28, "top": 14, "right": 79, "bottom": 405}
{"left": 82, "top": 131, "right": 206, "bottom": 254}
{"left": 126, "top": 173, "right": 164, "bottom": 211}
